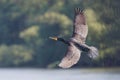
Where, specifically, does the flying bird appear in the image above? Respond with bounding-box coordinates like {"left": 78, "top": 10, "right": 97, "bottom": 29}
{"left": 49, "top": 8, "right": 99, "bottom": 68}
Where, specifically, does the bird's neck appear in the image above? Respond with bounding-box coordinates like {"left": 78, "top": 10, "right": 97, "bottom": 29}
{"left": 58, "top": 38, "right": 70, "bottom": 45}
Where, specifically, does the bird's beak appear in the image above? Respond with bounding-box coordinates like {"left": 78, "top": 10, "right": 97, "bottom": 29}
{"left": 49, "top": 37, "right": 58, "bottom": 41}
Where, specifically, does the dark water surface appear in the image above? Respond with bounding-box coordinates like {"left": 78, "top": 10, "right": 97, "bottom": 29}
{"left": 0, "top": 68, "right": 120, "bottom": 80}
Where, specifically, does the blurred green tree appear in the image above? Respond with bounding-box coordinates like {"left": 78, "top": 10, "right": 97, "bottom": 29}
{"left": 0, "top": 0, "right": 119, "bottom": 68}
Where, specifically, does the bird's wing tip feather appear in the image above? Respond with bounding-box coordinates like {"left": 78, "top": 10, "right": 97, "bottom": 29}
{"left": 74, "top": 8, "right": 84, "bottom": 14}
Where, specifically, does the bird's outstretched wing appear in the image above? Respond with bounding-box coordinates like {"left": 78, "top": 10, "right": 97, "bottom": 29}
{"left": 59, "top": 43, "right": 81, "bottom": 68}
{"left": 72, "top": 8, "right": 88, "bottom": 43}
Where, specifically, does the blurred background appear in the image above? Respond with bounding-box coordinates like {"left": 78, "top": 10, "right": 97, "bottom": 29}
{"left": 0, "top": 0, "right": 120, "bottom": 80}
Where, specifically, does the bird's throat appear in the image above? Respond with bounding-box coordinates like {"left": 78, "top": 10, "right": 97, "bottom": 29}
{"left": 49, "top": 37, "right": 58, "bottom": 41}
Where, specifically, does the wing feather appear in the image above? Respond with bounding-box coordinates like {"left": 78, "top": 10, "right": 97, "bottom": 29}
{"left": 59, "top": 43, "right": 81, "bottom": 68}
{"left": 72, "top": 8, "right": 88, "bottom": 43}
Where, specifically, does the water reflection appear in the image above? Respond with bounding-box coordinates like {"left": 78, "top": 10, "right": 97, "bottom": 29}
{"left": 0, "top": 68, "right": 120, "bottom": 80}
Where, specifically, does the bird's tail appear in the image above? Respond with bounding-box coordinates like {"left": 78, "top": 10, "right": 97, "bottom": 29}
{"left": 88, "top": 46, "right": 99, "bottom": 59}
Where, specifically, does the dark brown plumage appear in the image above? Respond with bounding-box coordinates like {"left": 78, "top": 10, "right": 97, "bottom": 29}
{"left": 50, "top": 8, "right": 99, "bottom": 68}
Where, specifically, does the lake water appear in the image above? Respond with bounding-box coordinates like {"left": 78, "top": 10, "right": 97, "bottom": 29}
{"left": 0, "top": 68, "right": 120, "bottom": 80}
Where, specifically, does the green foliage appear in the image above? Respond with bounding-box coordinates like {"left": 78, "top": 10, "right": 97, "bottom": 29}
{"left": 0, "top": 0, "right": 119, "bottom": 68}
{"left": 0, "top": 45, "right": 33, "bottom": 67}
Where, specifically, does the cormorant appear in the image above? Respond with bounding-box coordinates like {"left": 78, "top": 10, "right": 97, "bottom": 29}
{"left": 49, "top": 8, "right": 99, "bottom": 68}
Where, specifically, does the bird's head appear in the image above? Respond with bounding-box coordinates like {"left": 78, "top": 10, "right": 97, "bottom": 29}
{"left": 49, "top": 37, "right": 58, "bottom": 41}
{"left": 49, "top": 37, "right": 64, "bottom": 41}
